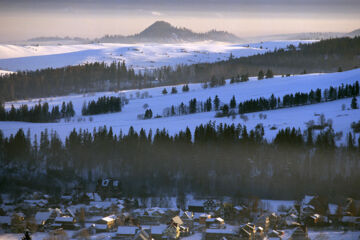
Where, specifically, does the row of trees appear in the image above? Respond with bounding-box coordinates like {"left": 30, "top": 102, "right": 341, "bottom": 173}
{"left": 238, "top": 81, "right": 359, "bottom": 114}
{"left": 0, "top": 101, "right": 75, "bottom": 122}
{"left": 1, "top": 121, "right": 359, "bottom": 199}
{"left": 158, "top": 81, "right": 359, "bottom": 119}
{"left": 81, "top": 96, "right": 123, "bottom": 115}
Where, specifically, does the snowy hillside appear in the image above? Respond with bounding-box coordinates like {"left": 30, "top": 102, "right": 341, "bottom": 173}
{"left": 0, "top": 40, "right": 315, "bottom": 72}
{"left": 1, "top": 68, "right": 359, "bottom": 144}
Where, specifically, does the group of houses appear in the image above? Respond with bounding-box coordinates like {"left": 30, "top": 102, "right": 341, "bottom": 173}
{"left": 1, "top": 186, "right": 360, "bottom": 240}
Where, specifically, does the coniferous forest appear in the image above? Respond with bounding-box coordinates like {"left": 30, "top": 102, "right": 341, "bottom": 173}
{"left": 0, "top": 37, "right": 359, "bottom": 102}
{"left": 0, "top": 101, "right": 75, "bottom": 122}
{"left": 81, "top": 96, "right": 123, "bottom": 116}
{"left": 0, "top": 122, "right": 359, "bottom": 200}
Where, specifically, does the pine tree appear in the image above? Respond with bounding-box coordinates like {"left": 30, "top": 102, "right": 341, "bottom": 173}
{"left": 182, "top": 84, "right": 189, "bottom": 92}
{"left": 230, "top": 95, "right": 236, "bottom": 109}
{"left": 222, "top": 104, "right": 229, "bottom": 115}
{"left": 258, "top": 70, "right": 264, "bottom": 80}
{"left": 171, "top": 87, "right": 177, "bottom": 94}
{"left": 61, "top": 102, "right": 66, "bottom": 118}
{"left": 265, "top": 69, "right": 274, "bottom": 78}
{"left": 162, "top": 88, "right": 168, "bottom": 95}
{"left": 306, "top": 128, "right": 313, "bottom": 146}
{"left": 214, "top": 95, "right": 220, "bottom": 111}
{"left": 351, "top": 96, "right": 358, "bottom": 109}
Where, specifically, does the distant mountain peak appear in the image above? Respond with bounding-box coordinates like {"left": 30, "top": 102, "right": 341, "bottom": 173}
{"left": 99, "top": 21, "right": 241, "bottom": 43}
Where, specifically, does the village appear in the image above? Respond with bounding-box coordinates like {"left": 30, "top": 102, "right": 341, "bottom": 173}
{"left": 0, "top": 179, "right": 359, "bottom": 240}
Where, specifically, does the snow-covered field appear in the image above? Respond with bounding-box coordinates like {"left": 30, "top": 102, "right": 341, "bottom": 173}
{"left": 1, "top": 68, "right": 359, "bottom": 144}
{"left": 0, "top": 40, "right": 315, "bottom": 72}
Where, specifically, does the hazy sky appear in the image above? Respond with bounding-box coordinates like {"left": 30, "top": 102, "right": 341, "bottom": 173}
{"left": 0, "top": 0, "right": 359, "bottom": 42}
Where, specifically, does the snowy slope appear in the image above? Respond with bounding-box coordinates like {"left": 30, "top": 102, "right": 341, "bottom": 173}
{"left": 0, "top": 40, "right": 315, "bottom": 72}
{"left": 1, "top": 68, "right": 359, "bottom": 144}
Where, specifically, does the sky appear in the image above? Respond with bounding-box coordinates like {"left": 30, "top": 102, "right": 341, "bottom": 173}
{"left": 0, "top": 0, "right": 359, "bottom": 42}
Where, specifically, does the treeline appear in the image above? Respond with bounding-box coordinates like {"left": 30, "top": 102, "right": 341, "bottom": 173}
{"left": 238, "top": 81, "right": 359, "bottom": 114}
{"left": 82, "top": 96, "right": 123, "bottom": 116}
{"left": 1, "top": 122, "right": 359, "bottom": 199}
{"left": 0, "top": 61, "right": 150, "bottom": 101}
{"left": 1, "top": 37, "right": 359, "bottom": 102}
{"left": 0, "top": 101, "right": 75, "bottom": 122}
{"left": 153, "top": 82, "right": 360, "bottom": 119}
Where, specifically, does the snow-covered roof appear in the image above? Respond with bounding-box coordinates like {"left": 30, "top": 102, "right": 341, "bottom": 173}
{"left": 55, "top": 216, "right": 74, "bottom": 223}
{"left": 94, "top": 224, "right": 108, "bottom": 230}
{"left": 302, "top": 195, "right": 315, "bottom": 206}
{"left": 117, "top": 226, "right": 138, "bottom": 235}
{"left": 23, "top": 199, "right": 48, "bottom": 207}
{"left": 187, "top": 199, "right": 205, "bottom": 207}
{"left": 35, "top": 211, "right": 52, "bottom": 224}
{"left": 172, "top": 216, "right": 183, "bottom": 225}
{"left": 102, "top": 214, "right": 116, "bottom": 222}
{"left": 0, "top": 216, "right": 11, "bottom": 225}
{"left": 151, "top": 225, "right": 167, "bottom": 235}
{"left": 89, "top": 201, "right": 112, "bottom": 209}
{"left": 205, "top": 228, "right": 234, "bottom": 234}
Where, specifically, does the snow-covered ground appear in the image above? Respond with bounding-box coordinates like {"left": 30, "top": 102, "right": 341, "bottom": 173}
{"left": 0, "top": 69, "right": 13, "bottom": 75}
{"left": 0, "top": 40, "right": 315, "bottom": 72}
{"left": 1, "top": 68, "right": 359, "bottom": 144}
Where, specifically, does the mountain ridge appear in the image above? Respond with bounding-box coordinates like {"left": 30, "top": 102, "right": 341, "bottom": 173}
{"left": 98, "top": 20, "right": 241, "bottom": 43}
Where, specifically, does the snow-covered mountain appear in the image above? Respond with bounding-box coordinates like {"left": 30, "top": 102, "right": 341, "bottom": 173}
{"left": 0, "top": 40, "right": 315, "bottom": 72}
{"left": 98, "top": 21, "right": 241, "bottom": 43}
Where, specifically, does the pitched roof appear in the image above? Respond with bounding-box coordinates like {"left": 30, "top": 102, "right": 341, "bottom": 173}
{"left": 35, "top": 211, "right": 52, "bottom": 224}
{"left": 55, "top": 216, "right": 74, "bottom": 223}
{"left": 117, "top": 226, "right": 138, "bottom": 235}
{"left": 172, "top": 216, "right": 183, "bottom": 225}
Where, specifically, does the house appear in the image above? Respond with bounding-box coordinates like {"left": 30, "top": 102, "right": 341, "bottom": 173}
{"left": 289, "top": 226, "right": 309, "bottom": 240}
{"left": 188, "top": 200, "right": 205, "bottom": 213}
{"left": 134, "top": 228, "right": 151, "bottom": 240}
{"left": 150, "top": 224, "right": 167, "bottom": 240}
{"left": 255, "top": 215, "right": 269, "bottom": 232}
{"left": 180, "top": 211, "right": 194, "bottom": 229}
{"left": 195, "top": 213, "right": 211, "bottom": 224}
{"left": 53, "top": 216, "right": 78, "bottom": 230}
{"left": 267, "top": 229, "right": 282, "bottom": 239}
{"left": 205, "top": 217, "right": 225, "bottom": 229}
{"left": 239, "top": 223, "right": 256, "bottom": 240}
{"left": 204, "top": 228, "right": 236, "bottom": 240}
{"left": 96, "top": 214, "right": 117, "bottom": 231}
{"left": 35, "top": 210, "right": 56, "bottom": 226}
{"left": 301, "top": 195, "right": 328, "bottom": 217}
{"left": 0, "top": 216, "right": 11, "bottom": 230}
{"left": 23, "top": 199, "right": 48, "bottom": 208}
{"left": 161, "top": 216, "right": 186, "bottom": 239}
{"left": 114, "top": 226, "right": 139, "bottom": 239}
{"left": 255, "top": 226, "right": 264, "bottom": 240}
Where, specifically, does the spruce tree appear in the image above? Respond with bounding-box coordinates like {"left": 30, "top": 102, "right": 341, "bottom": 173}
{"left": 171, "top": 87, "right": 177, "bottom": 94}
{"left": 258, "top": 70, "right": 264, "bottom": 80}
{"left": 214, "top": 95, "right": 220, "bottom": 111}
{"left": 351, "top": 97, "right": 358, "bottom": 109}
{"left": 222, "top": 104, "right": 229, "bottom": 115}
{"left": 230, "top": 96, "right": 236, "bottom": 109}
{"left": 265, "top": 69, "right": 274, "bottom": 78}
